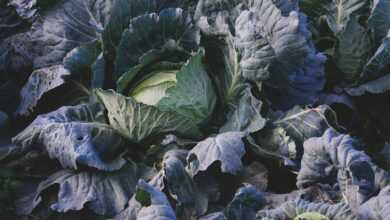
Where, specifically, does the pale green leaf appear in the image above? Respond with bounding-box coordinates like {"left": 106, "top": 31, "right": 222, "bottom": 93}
{"left": 157, "top": 51, "right": 217, "bottom": 124}
{"left": 94, "top": 89, "right": 202, "bottom": 142}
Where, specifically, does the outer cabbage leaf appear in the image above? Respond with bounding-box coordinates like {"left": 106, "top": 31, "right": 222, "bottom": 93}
{"left": 15, "top": 65, "right": 70, "bottom": 116}
{"left": 251, "top": 105, "right": 338, "bottom": 166}
{"left": 24, "top": 0, "right": 113, "bottom": 68}
{"left": 9, "top": 0, "right": 57, "bottom": 20}
{"left": 265, "top": 48, "right": 326, "bottom": 110}
{"left": 368, "top": 0, "right": 390, "bottom": 41}
{"left": 0, "top": 69, "right": 20, "bottom": 114}
{"left": 238, "top": 161, "right": 268, "bottom": 191}
{"left": 0, "top": 1, "right": 29, "bottom": 40}
{"left": 9, "top": 0, "right": 40, "bottom": 20}
{"left": 294, "top": 212, "right": 330, "bottom": 220}
{"left": 91, "top": 53, "right": 106, "bottom": 88}
{"left": 297, "top": 128, "right": 390, "bottom": 211}
{"left": 334, "top": 17, "right": 372, "bottom": 84}
{"left": 198, "top": 17, "right": 267, "bottom": 133}
{"left": 134, "top": 179, "right": 177, "bottom": 220}
{"left": 298, "top": 0, "right": 329, "bottom": 20}
{"left": 252, "top": 127, "right": 297, "bottom": 163}
{"left": 102, "top": 0, "right": 159, "bottom": 57}
{"left": 93, "top": 89, "right": 202, "bottom": 141}
{"left": 16, "top": 163, "right": 146, "bottom": 217}
{"left": 224, "top": 184, "right": 265, "bottom": 220}
{"left": 201, "top": 20, "right": 241, "bottom": 103}
{"left": 256, "top": 199, "right": 354, "bottom": 220}
{"left": 103, "top": 0, "right": 190, "bottom": 56}
{"left": 346, "top": 74, "right": 390, "bottom": 96}
{"left": 199, "top": 212, "right": 224, "bottom": 220}
{"left": 236, "top": 0, "right": 325, "bottom": 109}
{"left": 220, "top": 85, "right": 266, "bottom": 133}
{"left": 114, "top": 8, "right": 199, "bottom": 79}
{"left": 358, "top": 185, "right": 390, "bottom": 220}
{"left": 361, "top": 30, "right": 390, "bottom": 81}
{"left": 272, "top": 105, "right": 338, "bottom": 148}
{"left": 194, "top": 0, "right": 247, "bottom": 28}
{"left": 150, "top": 150, "right": 208, "bottom": 219}
{"left": 157, "top": 50, "right": 217, "bottom": 124}
{"left": 0, "top": 0, "right": 112, "bottom": 73}
{"left": 13, "top": 103, "right": 128, "bottom": 171}
{"left": 326, "top": 0, "right": 368, "bottom": 34}
{"left": 63, "top": 41, "right": 102, "bottom": 76}
{"left": 235, "top": 0, "right": 309, "bottom": 83}
{"left": 186, "top": 132, "right": 246, "bottom": 176}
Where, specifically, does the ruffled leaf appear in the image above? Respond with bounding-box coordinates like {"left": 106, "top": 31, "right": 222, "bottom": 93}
{"left": 235, "top": 0, "right": 309, "bottom": 83}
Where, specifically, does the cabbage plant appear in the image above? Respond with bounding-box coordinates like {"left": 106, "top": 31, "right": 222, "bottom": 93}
{"left": 0, "top": 0, "right": 390, "bottom": 219}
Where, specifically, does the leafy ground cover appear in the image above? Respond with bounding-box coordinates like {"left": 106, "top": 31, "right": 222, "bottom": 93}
{"left": 0, "top": 0, "right": 390, "bottom": 219}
